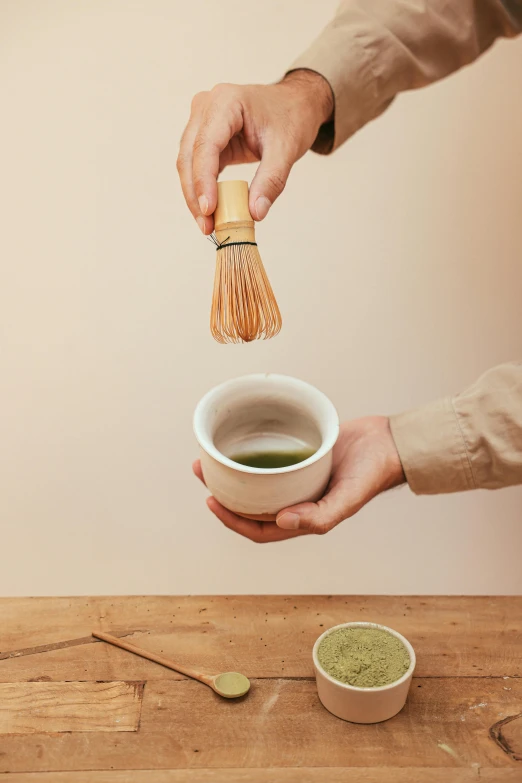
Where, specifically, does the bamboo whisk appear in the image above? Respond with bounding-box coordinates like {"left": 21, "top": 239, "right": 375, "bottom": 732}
{"left": 210, "top": 180, "right": 282, "bottom": 344}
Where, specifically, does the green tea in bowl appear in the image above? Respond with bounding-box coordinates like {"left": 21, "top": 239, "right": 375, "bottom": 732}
{"left": 229, "top": 448, "right": 316, "bottom": 469}
{"left": 193, "top": 373, "right": 339, "bottom": 521}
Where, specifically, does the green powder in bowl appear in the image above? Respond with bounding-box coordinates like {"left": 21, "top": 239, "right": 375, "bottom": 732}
{"left": 317, "top": 627, "right": 410, "bottom": 688}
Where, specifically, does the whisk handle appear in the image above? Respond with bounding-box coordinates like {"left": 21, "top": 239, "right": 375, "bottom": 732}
{"left": 214, "top": 180, "right": 253, "bottom": 229}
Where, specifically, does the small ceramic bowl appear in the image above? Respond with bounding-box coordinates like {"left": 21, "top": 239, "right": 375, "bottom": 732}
{"left": 193, "top": 373, "right": 339, "bottom": 520}
{"left": 313, "top": 622, "right": 416, "bottom": 724}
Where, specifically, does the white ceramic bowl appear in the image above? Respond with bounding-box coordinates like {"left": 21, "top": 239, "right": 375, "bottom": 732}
{"left": 193, "top": 373, "right": 339, "bottom": 520}
{"left": 313, "top": 622, "right": 416, "bottom": 724}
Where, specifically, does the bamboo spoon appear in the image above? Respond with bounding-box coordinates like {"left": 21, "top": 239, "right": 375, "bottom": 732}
{"left": 92, "top": 631, "right": 250, "bottom": 699}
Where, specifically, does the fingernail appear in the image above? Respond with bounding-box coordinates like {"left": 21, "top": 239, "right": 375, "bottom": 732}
{"left": 198, "top": 195, "right": 209, "bottom": 215}
{"left": 276, "top": 512, "right": 300, "bottom": 530}
{"left": 196, "top": 215, "right": 206, "bottom": 234}
{"left": 254, "top": 196, "right": 271, "bottom": 221}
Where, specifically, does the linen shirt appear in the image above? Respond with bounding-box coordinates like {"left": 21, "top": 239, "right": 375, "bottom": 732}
{"left": 291, "top": 0, "right": 522, "bottom": 493}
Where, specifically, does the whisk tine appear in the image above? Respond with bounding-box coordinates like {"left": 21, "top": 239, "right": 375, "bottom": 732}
{"left": 209, "top": 179, "right": 282, "bottom": 344}
{"left": 211, "top": 243, "right": 281, "bottom": 343}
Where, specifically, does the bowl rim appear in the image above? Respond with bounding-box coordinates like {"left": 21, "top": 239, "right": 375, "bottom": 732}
{"left": 193, "top": 373, "right": 340, "bottom": 475}
{"left": 312, "top": 621, "right": 416, "bottom": 692}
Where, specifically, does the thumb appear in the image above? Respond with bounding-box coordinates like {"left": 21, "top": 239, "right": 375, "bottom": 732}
{"left": 249, "top": 140, "right": 293, "bottom": 221}
{"left": 276, "top": 481, "right": 363, "bottom": 535}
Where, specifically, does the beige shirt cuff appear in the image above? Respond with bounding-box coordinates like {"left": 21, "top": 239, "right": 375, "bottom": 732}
{"left": 390, "top": 398, "right": 476, "bottom": 495}
{"left": 288, "top": 1, "right": 522, "bottom": 155}
{"left": 288, "top": 36, "right": 382, "bottom": 155}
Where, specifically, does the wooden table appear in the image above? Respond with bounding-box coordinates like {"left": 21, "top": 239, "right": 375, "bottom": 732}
{"left": 0, "top": 596, "right": 521, "bottom": 781}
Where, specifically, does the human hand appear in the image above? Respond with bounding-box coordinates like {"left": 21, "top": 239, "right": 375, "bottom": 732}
{"left": 193, "top": 417, "right": 406, "bottom": 543}
{"left": 177, "top": 70, "right": 333, "bottom": 234}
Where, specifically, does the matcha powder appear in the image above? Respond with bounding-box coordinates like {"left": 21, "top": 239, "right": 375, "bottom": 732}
{"left": 318, "top": 627, "right": 410, "bottom": 688}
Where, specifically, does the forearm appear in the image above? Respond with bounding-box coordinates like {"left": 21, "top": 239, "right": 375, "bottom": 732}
{"left": 289, "top": 0, "right": 522, "bottom": 153}
{"left": 390, "top": 362, "right": 522, "bottom": 494}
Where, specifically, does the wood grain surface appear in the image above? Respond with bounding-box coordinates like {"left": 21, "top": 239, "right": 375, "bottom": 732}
{"left": 0, "top": 681, "right": 143, "bottom": 734}
{"left": 0, "top": 596, "right": 520, "bottom": 780}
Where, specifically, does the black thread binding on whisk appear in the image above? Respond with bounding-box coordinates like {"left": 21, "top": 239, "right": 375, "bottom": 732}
{"left": 208, "top": 233, "right": 257, "bottom": 250}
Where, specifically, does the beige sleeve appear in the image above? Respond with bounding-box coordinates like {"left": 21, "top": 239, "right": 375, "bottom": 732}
{"left": 289, "top": 0, "right": 522, "bottom": 153}
{"left": 389, "top": 363, "right": 522, "bottom": 494}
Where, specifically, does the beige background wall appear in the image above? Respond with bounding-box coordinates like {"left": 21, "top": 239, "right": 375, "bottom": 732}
{"left": 1, "top": 0, "right": 521, "bottom": 596}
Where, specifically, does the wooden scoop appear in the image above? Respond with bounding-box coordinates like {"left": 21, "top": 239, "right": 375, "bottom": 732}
{"left": 92, "top": 631, "right": 250, "bottom": 699}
